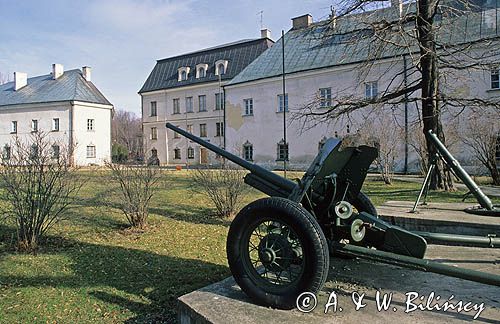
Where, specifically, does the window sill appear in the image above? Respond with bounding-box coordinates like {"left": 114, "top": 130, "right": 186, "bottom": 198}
{"left": 10, "top": 132, "right": 17, "bottom": 135}
{"left": 150, "top": 115, "right": 157, "bottom": 118}
{"left": 242, "top": 114, "right": 254, "bottom": 117}
{"left": 172, "top": 112, "right": 181, "bottom": 115}
{"left": 52, "top": 130, "right": 60, "bottom": 132}
{"left": 31, "top": 131, "right": 38, "bottom": 133}
{"left": 486, "top": 88, "right": 500, "bottom": 93}
{"left": 151, "top": 138, "right": 158, "bottom": 141}
{"left": 198, "top": 110, "right": 208, "bottom": 113}
{"left": 185, "top": 111, "right": 194, "bottom": 114}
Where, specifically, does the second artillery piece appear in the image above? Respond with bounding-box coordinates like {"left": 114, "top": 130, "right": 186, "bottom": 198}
{"left": 166, "top": 123, "right": 500, "bottom": 310}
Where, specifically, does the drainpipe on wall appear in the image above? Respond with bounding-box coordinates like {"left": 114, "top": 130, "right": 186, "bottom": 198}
{"left": 223, "top": 86, "right": 226, "bottom": 150}
{"left": 403, "top": 54, "right": 409, "bottom": 174}
{"left": 69, "top": 101, "right": 74, "bottom": 166}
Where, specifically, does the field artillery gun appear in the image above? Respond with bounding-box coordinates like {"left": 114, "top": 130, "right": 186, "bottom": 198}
{"left": 166, "top": 123, "right": 500, "bottom": 309}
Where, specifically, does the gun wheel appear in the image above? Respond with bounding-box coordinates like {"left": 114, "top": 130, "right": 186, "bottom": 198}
{"left": 227, "top": 197, "right": 329, "bottom": 310}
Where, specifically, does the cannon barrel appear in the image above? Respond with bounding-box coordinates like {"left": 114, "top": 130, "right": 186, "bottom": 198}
{"left": 427, "top": 130, "right": 494, "bottom": 210}
{"left": 166, "top": 123, "right": 296, "bottom": 194}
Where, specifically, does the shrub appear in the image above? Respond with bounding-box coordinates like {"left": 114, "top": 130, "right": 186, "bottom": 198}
{"left": 107, "top": 163, "right": 161, "bottom": 229}
{"left": 190, "top": 164, "right": 246, "bottom": 218}
{"left": 0, "top": 132, "right": 83, "bottom": 252}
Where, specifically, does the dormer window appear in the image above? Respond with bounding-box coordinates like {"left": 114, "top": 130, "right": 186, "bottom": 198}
{"left": 196, "top": 63, "right": 208, "bottom": 78}
{"left": 215, "top": 60, "right": 228, "bottom": 76}
{"left": 178, "top": 67, "right": 190, "bottom": 81}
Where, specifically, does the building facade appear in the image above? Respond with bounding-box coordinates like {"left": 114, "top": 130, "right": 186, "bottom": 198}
{"left": 224, "top": 8, "right": 500, "bottom": 172}
{"left": 0, "top": 64, "right": 113, "bottom": 166}
{"left": 139, "top": 32, "right": 274, "bottom": 165}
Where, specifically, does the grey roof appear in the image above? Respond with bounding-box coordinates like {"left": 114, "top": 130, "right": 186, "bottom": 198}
{"left": 0, "top": 69, "right": 112, "bottom": 107}
{"left": 228, "top": 3, "right": 499, "bottom": 86}
{"left": 139, "top": 38, "right": 274, "bottom": 93}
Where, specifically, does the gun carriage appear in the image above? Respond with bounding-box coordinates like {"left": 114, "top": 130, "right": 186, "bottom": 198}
{"left": 167, "top": 123, "right": 500, "bottom": 309}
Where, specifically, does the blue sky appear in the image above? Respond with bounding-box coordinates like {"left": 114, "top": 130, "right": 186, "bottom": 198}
{"left": 0, "top": 0, "right": 334, "bottom": 114}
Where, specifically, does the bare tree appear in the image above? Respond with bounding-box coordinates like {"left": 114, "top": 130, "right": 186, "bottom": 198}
{"left": 0, "top": 132, "right": 83, "bottom": 252}
{"left": 190, "top": 163, "right": 247, "bottom": 218}
{"left": 296, "top": 0, "right": 500, "bottom": 190}
{"left": 461, "top": 109, "right": 500, "bottom": 185}
{"left": 107, "top": 163, "right": 162, "bottom": 229}
{"left": 111, "top": 109, "right": 143, "bottom": 161}
{"left": 358, "top": 113, "right": 403, "bottom": 184}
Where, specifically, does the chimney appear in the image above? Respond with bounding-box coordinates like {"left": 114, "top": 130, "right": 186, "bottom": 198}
{"left": 52, "top": 63, "right": 64, "bottom": 79}
{"left": 82, "top": 66, "right": 91, "bottom": 82}
{"left": 391, "top": 0, "right": 403, "bottom": 17}
{"left": 292, "top": 14, "right": 312, "bottom": 29}
{"left": 260, "top": 28, "right": 271, "bottom": 39}
{"left": 14, "top": 72, "right": 27, "bottom": 91}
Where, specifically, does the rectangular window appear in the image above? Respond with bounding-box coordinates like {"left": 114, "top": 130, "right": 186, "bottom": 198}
{"left": 86, "top": 145, "right": 96, "bottom": 158}
{"left": 32, "top": 119, "right": 38, "bottom": 132}
{"left": 215, "top": 93, "right": 224, "bottom": 110}
{"left": 150, "top": 101, "right": 157, "bottom": 116}
{"left": 87, "top": 119, "right": 94, "bottom": 131}
{"left": 151, "top": 127, "right": 158, "bottom": 140}
{"left": 52, "top": 145, "right": 60, "bottom": 159}
{"left": 174, "top": 148, "right": 181, "bottom": 159}
{"left": 491, "top": 69, "right": 499, "bottom": 89}
{"left": 2, "top": 145, "right": 11, "bottom": 160}
{"left": 277, "top": 94, "right": 288, "bottom": 112}
{"left": 185, "top": 97, "right": 193, "bottom": 113}
{"left": 173, "top": 98, "right": 180, "bottom": 114}
{"left": 243, "top": 144, "right": 253, "bottom": 161}
{"left": 365, "top": 81, "right": 378, "bottom": 99}
{"left": 187, "top": 124, "right": 193, "bottom": 133}
{"left": 199, "top": 123, "right": 207, "bottom": 137}
{"left": 173, "top": 126, "right": 180, "bottom": 139}
{"left": 30, "top": 144, "right": 39, "bottom": 159}
{"left": 187, "top": 147, "right": 195, "bottom": 159}
{"left": 53, "top": 118, "right": 60, "bottom": 131}
{"left": 216, "top": 122, "right": 224, "bottom": 137}
{"left": 198, "top": 95, "right": 207, "bottom": 112}
{"left": 11, "top": 121, "right": 17, "bottom": 134}
{"left": 277, "top": 141, "right": 289, "bottom": 161}
{"left": 244, "top": 98, "right": 253, "bottom": 115}
{"left": 319, "top": 88, "right": 332, "bottom": 107}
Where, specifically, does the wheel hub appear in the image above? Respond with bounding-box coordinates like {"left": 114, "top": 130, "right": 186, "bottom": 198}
{"left": 258, "top": 233, "right": 293, "bottom": 272}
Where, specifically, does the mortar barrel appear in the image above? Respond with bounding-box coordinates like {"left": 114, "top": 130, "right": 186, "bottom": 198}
{"left": 427, "top": 130, "right": 494, "bottom": 210}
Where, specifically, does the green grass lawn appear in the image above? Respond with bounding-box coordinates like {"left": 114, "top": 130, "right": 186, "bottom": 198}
{"left": 0, "top": 170, "right": 497, "bottom": 323}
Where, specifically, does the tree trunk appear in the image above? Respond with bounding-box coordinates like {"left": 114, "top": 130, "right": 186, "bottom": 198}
{"left": 416, "top": 0, "right": 454, "bottom": 191}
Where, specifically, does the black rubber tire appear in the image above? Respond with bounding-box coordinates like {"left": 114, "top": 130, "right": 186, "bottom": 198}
{"left": 227, "top": 197, "right": 329, "bottom": 310}
{"left": 352, "top": 191, "right": 378, "bottom": 217}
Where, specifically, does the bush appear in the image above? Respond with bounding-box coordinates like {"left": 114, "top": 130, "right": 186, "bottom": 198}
{"left": 107, "top": 163, "right": 161, "bottom": 229}
{"left": 0, "top": 132, "right": 83, "bottom": 252}
{"left": 112, "top": 143, "right": 129, "bottom": 163}
{"left": 190, "top": 164, "right": 246, "bottom": 218}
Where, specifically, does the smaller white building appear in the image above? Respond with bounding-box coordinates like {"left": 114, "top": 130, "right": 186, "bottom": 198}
{"left": 0, "top": 64, "right": 113, "bottom": 166}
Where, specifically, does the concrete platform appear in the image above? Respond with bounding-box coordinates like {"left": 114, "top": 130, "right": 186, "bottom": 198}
{"left": 179, "top": 202, "right": 500, "bottom": 323}
{"left": 178, "top": 245, "right": 500, "bottom": 323}
{"left": 377, "top": 201, "right": 500, "bottom": 236}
